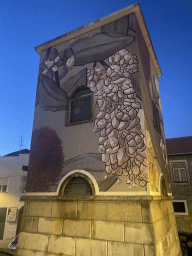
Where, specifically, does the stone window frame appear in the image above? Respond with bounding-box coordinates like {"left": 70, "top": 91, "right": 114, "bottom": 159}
{"left": 66, "top": 86, "right": 93, "bottom": 126}
{"left": 169, "top": 160, "right": 189, "bottom": 185}
{"left": 172, "top": 200, "right": 188, "bottom": 215}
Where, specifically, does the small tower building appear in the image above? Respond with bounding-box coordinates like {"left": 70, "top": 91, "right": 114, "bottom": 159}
{"left": 16, "top": 3, "right": 181, "bottom": 256}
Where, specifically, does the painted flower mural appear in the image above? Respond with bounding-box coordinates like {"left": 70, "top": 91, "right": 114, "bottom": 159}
{"left": 87, "top": 49, "right": 148, "bottom": 188}
{"left": 36, "top": 15, "right": 135, "bottom": 112}
{"left": 31, "top": 14, "right": 150, "bottom": 192}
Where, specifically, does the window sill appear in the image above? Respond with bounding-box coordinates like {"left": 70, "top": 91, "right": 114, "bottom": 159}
{"left": 174, "top": 212, "right": 189, "bottom": 215}
{"left": 65, "top": 118, "right": 93, "bottom": 127}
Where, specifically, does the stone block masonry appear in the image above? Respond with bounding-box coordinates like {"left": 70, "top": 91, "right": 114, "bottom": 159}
{"left": 15, "top": 196, "right": 182, "bottom": 256}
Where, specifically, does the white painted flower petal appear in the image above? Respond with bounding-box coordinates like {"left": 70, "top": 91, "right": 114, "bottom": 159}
{"left": 52, "top": 65, "right": 58, "bottom": 72}
{"left": 55, "top": 56, "right": 60, "bottom": 63}
{"left": 66, "top": 55, "right": 75, "bottom": 69}
{"left": 117, "top": 178, "right": 122, "bottom": 183}
{"left": 42, "top": 68, "right": 48, "bottom": 75}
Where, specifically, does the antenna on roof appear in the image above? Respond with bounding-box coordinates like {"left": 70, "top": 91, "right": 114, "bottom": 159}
{"left": 19, "top": 136, "right": 24, "bottom": 152}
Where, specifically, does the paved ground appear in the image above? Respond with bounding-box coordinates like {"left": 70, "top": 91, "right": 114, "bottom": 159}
{"left": 0, "top": 239, "right": 12, "bottom": 249}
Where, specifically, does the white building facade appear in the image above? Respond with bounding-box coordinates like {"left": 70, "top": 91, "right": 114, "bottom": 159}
{"left": 0, "top": 149, "right": 29, "bottom": 240}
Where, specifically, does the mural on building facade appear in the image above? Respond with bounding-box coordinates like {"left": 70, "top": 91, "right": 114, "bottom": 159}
{"left": 134, "top": 11, "right": 167, "bottom": 163}
{"left": 27, "top": 14, "right": 153, "bottom": 192}
{"left": 87, "top": 49, "right": 148, "bottom": 188}
{"left": 36, "top": 15, "right": 136, "bottom": 112}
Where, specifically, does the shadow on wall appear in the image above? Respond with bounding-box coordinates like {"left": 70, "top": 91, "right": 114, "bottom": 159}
{"left": 16, "top": 206, "right": 24, "bottom": 236}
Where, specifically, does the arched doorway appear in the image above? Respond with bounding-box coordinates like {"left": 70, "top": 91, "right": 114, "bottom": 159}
{"left": 59, "top": 173, "right": 94, "bottom": 197}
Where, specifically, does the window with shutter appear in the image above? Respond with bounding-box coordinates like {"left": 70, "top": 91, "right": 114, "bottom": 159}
{"left": 171, "top": 161, "right": 188, "bottom": 183}
{"left": 173, "top": 169, "right": 180, "bottom": 182}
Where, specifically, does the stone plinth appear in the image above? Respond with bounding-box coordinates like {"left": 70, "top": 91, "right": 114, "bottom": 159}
{"left": 15, "top": 195, "right": 182, "bottom": 256}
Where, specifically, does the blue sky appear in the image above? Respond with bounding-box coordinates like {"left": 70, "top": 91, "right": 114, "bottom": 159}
{"left": 0, "top": 0, "right": 191, "bottom": 156}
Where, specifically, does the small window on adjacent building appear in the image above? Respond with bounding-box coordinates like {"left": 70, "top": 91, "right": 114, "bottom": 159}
{"left": 171, "top": 161, "right": 188, "bottom": 183}
{"left": 173, "top": 200, "right": 188, "bottom": 215}
{"left": 68, "top": 86, "right": 92, "bottom": 125}
{"left": 0, "top": 178, "right": 8, "bottom": 192}
{"left": 20, "top": 175, "right": 27, "bottom": 193}
{"left": 0, "top": 185, "right": 7, "bottom": 192}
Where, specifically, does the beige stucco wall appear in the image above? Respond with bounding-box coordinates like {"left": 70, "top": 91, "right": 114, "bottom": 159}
{"left": 32, "top": 105, "right": 100, "bottom": 161}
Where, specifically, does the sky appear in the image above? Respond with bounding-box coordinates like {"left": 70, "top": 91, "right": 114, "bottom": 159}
{"left": 0, "top": 0, "right": 191, "bottom": 156}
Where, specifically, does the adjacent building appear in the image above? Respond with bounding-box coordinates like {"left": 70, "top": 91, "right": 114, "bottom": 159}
{"left": 166, "top": 136, "right": 192, "bottom": 233}
{"left": 0, "top": 149, "right": 29, "bottom": 241}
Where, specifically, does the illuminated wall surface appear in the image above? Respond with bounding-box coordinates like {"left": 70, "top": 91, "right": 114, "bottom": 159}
{"left": 25, "top": 7, "right": 170, "bottom": 195}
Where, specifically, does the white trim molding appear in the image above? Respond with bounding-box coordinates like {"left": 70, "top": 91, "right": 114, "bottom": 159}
{"left": 57, "top": 169, "right": 100, "bottom": 195}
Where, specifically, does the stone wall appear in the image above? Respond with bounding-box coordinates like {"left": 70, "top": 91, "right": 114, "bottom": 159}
{"left": 16, "top": 196, "right": 181, "bottom": 256}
